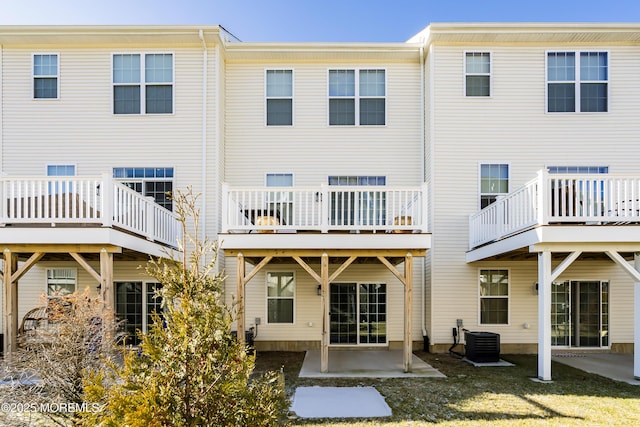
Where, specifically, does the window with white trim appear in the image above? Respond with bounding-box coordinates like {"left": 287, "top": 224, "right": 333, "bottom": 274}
{"left": 113, "top": 53, "right": 173, "bottom": 114}
{"left": 47, "top": 268, "right": 76, "bottom": 297}
{"left": 266, "top": 70, "right": 293, "bottom": 126}
{"left": 480, "top": 164, "right": 509, "bottom": 209}
{"left": 465, "top": 52, "right": 490, "bottom": 97}
{"left": 267, "top": 272, "right": 294, "bottom": 324}
{"left": 47, "top": 164, "right": 75, "bottom": 194}
{"left": 266, "top": 173, "right": 293, "bottom": 225}
{"left": 479, "top": 269, "right": 509, "bottom": 325}
{"left": 113, "top": 167, "right": 174, "bottom": 210}
{"left": 329, "top": 69, "right": 385, "bottom": 126}
{"left": 33, "top": 54, "right": 59, "bottom": 99}
{"left": 547, "top": 51, "right": 608, "bottom": 113}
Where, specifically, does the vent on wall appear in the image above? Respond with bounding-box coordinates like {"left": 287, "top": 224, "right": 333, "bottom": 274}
{"left": 465, "top": 331, "right": 500, "bottom": 363}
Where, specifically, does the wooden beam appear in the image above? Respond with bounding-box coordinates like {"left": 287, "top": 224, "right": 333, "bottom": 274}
{"left": 606, "top": 250, "right": 640, "bottom": 283}
{"left": 223, "top": 248, "right": 426, "bottom": 258}
{"left": 2, "top": 244, "right": 122, "bottom": 253}
{"left": 3, "top": 249, "right": 17, "bottom": 356}
{"left": 100, "top": 249, "right": 114, "bottom": 313}
{"left": 292, "top": 256, "right": 321, "bottom": 283}
{"left": 404, "top": 253, "right": 413, "bottom": 373}
{"left": 377, "top": 256, "right": 407, "bottom": 285}
{"left": 321, "top": 253, "right": 329, "bottom": 373}
{"left": 328, "top": 256, "right": 357, "bottom": 282}
{"left": 70, "top": 252, "right": 102, "bottom": 284}
{"left": 10, "top": 252, "right": 44, "bottom": 283}
{"left": 243, "top": 256, "right": 273, "bottom": 284}
{"left": 237, "top": 253, "right": 246, "bottom": 344}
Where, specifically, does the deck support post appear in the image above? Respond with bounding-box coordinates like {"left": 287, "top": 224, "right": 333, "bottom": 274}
{"left": 635, "top": 253, "right": 640, "bottom": 380}
{"left": 237, "top": 253, "right": 245, "bottom": 344}
{"left": 100, "top": 249, "right": 114, "bottom": 313}
{"left": 404, "top": 253, "right": 413, "bottom": 373}
{"left": 537, "top": 250, "right": 552, "bottom": 381}
{"left": 3, "top": 249, "right": 17, "bottom": 357}
{"left": 321, "top": 253, "right": 329, "bottom": 373}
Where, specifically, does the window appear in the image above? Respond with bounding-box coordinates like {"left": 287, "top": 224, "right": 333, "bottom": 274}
{"left": 480, "top": 164, "right": 509, "bottom": 209}
{"left": 328, "top": 176, "right": 386, "bottom": 226}
{"left": 113, "top": 53, "right": 173, "bottom": 114}
{"left": 465, "top": 52, "right": 490, "bottom": 97}
{"left": 113, "top": 167, "right": 174, "bottom": 210}
{"left": 266, "top": 173, "right": 293, "bottom": 225}
{"left": 115, "top": 281, "right": 163, "bottom": 345}
{"left": 47, "top": 268, "right": 76, "bottom": 297}
{"left": 47, "top": 164, "right": 75, "bottom": 194}
{"left": 329, "top": 69, "right": 385, "bottom": 126}
{"left": 266, "top": 70, "right": 293, "bottom": 126}
{"left": 547, "top": 166, "right": 608, "bottom": 174}
{"left": 33, "top": 54, "right": 59, "bottom": 99}
{"left": 479, "top": 269, "right": 509, "bottom": 325}
{"left": 547, "top": 52, "right": 608, "bottom": 113}
{"left": 267, "top": 272, "right": 294, "bottom": 324}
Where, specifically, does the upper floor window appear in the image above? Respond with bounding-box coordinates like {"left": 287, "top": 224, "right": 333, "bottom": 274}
{"left": 47, "top": 164, "right": 75, "bottom": 194}
{"left": 33, "top": 54, "right": 59, "bottom": 99}
{"left": 266, "top": 70, "right": 293, "bottom": 126}
{"left": 113, "top": 167, "right": 174, "bottom": 211}
{"left": 465, "top": 52, "right": 490, "bottom": 97}
{"left": 113, "top": 53, "right": 173, "bottom": 114}
{"left": 480, "top": 164, "right": 509, "bottom": 209}
{"left": 329, "top": 69, "right": 385, "bottom": 126}
{"left": 547, "top": 52, "right": 608, "bottom": 113}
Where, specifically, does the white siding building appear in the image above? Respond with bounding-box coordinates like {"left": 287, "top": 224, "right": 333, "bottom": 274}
{"left": 1, "top": 22, "right": 640, "bottom": 380}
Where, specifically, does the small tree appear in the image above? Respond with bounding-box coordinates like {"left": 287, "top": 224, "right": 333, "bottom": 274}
{"left": 83, "top": 188, "right": 289, "bottom": 426}
{"left": 0, "top": 288, "right": 120, "bottom": 427}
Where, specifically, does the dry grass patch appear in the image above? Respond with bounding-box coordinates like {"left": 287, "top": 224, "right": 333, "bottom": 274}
{"left": 254, "top": 351, "right": 640, "bottom": 426}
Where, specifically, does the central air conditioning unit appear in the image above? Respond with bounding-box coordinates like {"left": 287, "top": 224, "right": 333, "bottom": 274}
{"left": 465, "top": 331, "right": 500, "bottom": 363}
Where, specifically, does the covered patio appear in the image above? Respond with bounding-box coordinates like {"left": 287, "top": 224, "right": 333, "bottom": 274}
{"left": 468, "top": 169, "right": 640, "bottom": 381}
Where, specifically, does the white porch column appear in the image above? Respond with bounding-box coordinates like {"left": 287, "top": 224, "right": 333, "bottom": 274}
{"left": 635, "top": 253, "right": 640, "bottom": 380}
{"left": 538, "top": 250, "right": 552, "bottom": 381}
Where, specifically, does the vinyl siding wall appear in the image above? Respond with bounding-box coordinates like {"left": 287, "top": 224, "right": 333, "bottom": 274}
{"left": 223, "top": 56, "right": 426, "bottom": 345}
{"left": 0, "top": 42, "right": 221, "bottom": 330}
{"left": 428, "top": 43, "right": 640, "bottom": 347}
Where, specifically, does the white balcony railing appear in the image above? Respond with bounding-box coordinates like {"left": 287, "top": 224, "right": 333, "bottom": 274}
{"left": 222, "top": 183, "right": 428, "bottom": 234}
{"left": 1, "top": 174, "right": 181, "bottom": 247}
{"left": 469, "top": 170, "right": 640, "bottom": 248}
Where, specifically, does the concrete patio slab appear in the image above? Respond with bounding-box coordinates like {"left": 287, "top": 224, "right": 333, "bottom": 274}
{"left": 299, "top": 350, "right": 446, "bottom": 378}
{"left": 552, "top": 353, "right": 640, "bottom": 385}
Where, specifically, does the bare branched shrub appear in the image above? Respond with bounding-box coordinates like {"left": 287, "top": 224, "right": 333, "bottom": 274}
{"left": 0, "top": 288, "right": 121, "bottom": 426}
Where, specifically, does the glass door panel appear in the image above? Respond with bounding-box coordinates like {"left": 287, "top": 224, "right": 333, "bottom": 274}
{"left": 330, "top": 283, "right": 357, "bottom": 344}
{"left": 551, "top": 281, "right": 570, "bottom": 346}
{"left": 359, "top": 284, "right": 387, "bottom": 344}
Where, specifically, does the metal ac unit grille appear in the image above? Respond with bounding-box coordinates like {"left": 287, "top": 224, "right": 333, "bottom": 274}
{"left": 465, "top": 331, "right": 500, "bottom": 363}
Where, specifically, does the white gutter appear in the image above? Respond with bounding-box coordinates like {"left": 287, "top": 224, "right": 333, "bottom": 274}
{"left": 419, "top": 46, "right": 427, "bottom": 341}
{"left": 199, "top": 29, "right": 207, "bottom": 242}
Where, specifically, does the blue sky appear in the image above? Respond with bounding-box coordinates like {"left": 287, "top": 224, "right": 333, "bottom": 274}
{"left": 1, "top": 0, "right": 639, "bottom": 42}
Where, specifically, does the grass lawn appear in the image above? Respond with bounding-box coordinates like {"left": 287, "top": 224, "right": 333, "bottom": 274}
{"left": 254, "top": 350, "right": 640, "bottom": 426}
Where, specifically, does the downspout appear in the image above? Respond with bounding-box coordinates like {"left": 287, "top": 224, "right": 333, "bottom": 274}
{"left": 198, "top": 29, "right": 207, "bottom": 243}
{"left": 419, "top": 46, "right": 427, "bottom": 342}
{"left": 428, "top": 41, "right": 436, "bottom": 348}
